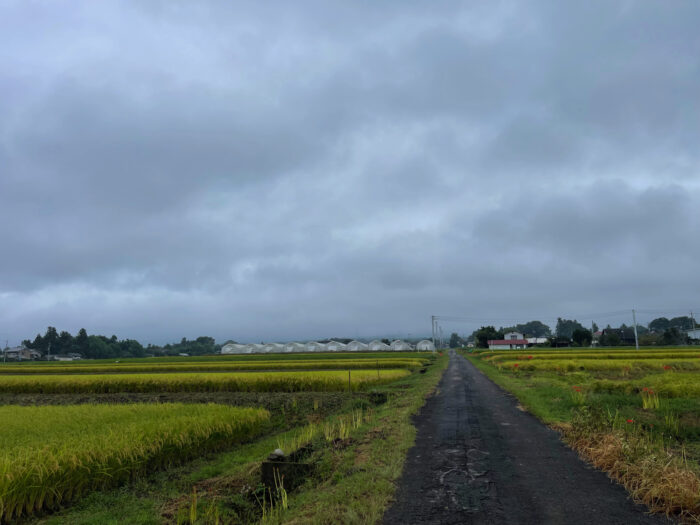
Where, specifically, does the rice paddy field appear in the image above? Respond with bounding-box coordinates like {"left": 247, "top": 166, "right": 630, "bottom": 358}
{"left": 0, "top": 349, "right": 442, "bottom": 523}
{"left": 465, "top": 346, "right": 700, "bottom": 520}
{"left": 0, "top": 404, "right": 270, "bottom": 522}
{"left": 0, "top": 369, "right": 410, "bottom": 394}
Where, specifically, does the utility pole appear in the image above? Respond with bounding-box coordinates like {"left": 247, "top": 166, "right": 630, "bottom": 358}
{"left": 47, "top": 342, "right": 51, "bottom": 361}
{"left": 431, "top": 316, "right": 436, "bottom": 348}
{"left": 632, "top": 309, "right": 639, "bottom": 350}
{"left": 439, "top": 326, "right": 444, "bottom": 349}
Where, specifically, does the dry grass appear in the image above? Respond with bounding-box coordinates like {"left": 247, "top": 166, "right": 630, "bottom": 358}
{"left": 565, "top": 429, "right": 700, "bottom": 522}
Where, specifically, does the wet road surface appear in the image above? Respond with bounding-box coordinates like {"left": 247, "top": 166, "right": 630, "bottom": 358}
{"left": 382, "top": 351, "right": 672, "bottom": 525}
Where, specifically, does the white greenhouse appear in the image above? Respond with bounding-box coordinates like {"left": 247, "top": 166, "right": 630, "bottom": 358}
{"left": 390, "top": 339, "right": 413, "bottom": 351}
{"left": 415, "top": 340, "right": 436, "bottom": 351}
{"left": 346, "top": 340, "right": 368, "bottom": 351}
{"left": 221, "top": 343, "right": 248, "bottom": 354}
{"left": 248, "top": 343, "right": 266, "bottom": 353}
{"left": 305, "top": 341, "right": 326, "bottom": 352}
{"left": 263, "top": 343, "right": 285, "bottom": 354}
{"left": 368, "top": 340, "right": 390, "bottom": 351}
{"left": 283, "top": 342, "right": 306, "bottom": 353}
{"left": 325, "top": 341, "right": 347, "bottom": 352}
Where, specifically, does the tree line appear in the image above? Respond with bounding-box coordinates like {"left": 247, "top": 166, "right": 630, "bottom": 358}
{"left": 17, "top": 327, "right": 220, "bottom": 359}
{"left": 448, "top": 316, "right": 697, "bottom": 348}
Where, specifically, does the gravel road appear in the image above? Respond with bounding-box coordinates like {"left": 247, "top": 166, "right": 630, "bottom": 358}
{"left": 382, "top": 350, "right": 673, "bottom": 525}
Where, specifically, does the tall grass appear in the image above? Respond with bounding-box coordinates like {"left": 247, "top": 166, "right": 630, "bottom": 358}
{"left": 0, "top": 403, "right": 269, "bottom": 522}
{"left": 0, "top": 369, "right": 410, "bottom": 394}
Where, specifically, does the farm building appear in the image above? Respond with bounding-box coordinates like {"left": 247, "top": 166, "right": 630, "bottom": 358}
{"left": 390, "top": 339, "right": 413, "bottom": 351}
{"left": 488, "top": 331, "right": 529, "bottom": 350}
{"left": 416, "top": 340, "right": 436, "bottom": 351}
{"left": 221, "top": 343, "right": 248, "bottom": 354}
{"left": 2, "top": 347, "right": 41, "bottom": 361}
{"left": 325, "top": 341, "right": 347, "bottom": 352}
{"left": 283, "top": 342, "right": 306, "bottom": 353}
{"left": 526, "top": 337, "right": 548, "bottom": 345}
{"left": 248, "top": 343, "right": 266, "bottom": 353}
{"left": 263, "top": 343, "right": 285, "bottom": 353}
{"left": 305, "top": 341, "right": 326, "bottom": 352}
{"left": 346, "top": 340, "right": 368, "bottom": 351}
{"left": 368, "top": 340, "right": 390, "bottom": 351}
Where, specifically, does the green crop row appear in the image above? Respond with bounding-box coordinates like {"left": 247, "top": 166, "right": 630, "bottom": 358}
{"left": 0, "top": 403, "right": 270, "bottom": 522}
{"left": 0, "top": 359, "right": 427, "bottom": 375}
{"left": 0, "top": 369, "right": 411, "bottom": 394}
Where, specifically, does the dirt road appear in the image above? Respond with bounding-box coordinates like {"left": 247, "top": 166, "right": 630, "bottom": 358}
{"left": 382, "top": 351, "right": 672, "bottom": 525}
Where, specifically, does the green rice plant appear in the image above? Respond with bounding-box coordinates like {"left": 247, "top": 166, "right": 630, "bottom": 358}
{"left": 664, "top": 411, "right": 681, "bottom": 437}
{"left": 640, "top": 387, "right": 660, "bottom": 410}
{"left": 570, "top": 385, "right": 587, "bottom": 406}
{"left": 0, "top": 403, "right": 269, "bottom": 522}
{"left": 0, "top": 369, "right": 411, "bottom": 394}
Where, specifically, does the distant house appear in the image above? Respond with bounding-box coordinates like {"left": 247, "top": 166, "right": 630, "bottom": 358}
{"left": 526, "top": 337, "right": 548, "bottom": 345}
{"left": 487, "top": 332, "right": 529, "bottom": 350}
{"left": 415, "top": 340, "right": 436, "bottom": 351}
{"left": 686, "top": 328, "right": 700, "bottom": 340}
{"left": 2, "top": 346, "right": 41, "bottom": 361}
{"left": 346, "top": 340, "right": 368, "bottom": 351}
{"left": 601, "top": 327, "right": 637, "bottom": 345}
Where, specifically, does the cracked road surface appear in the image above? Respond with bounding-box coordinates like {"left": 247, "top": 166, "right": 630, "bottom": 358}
{"left": 382, "top": 351, "right": 672, "bottom": 525}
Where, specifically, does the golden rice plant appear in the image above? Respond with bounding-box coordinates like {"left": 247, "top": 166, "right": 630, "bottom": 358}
{"left": 0, "top": 359, "right": 427, "bottom": 375}
{"left": 0, "top": 403, "right": 269, "bottom": 522}
{"left": 0, "top": 369, "right": 410, "bottom": 394}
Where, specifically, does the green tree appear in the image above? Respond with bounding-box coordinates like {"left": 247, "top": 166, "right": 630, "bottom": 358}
{"left": 649, "top": 317, "right": 670, "bottom": 332}
{"left": 572, "top": 328, "right": 592, "bottom": 347}
{"left": 74, "top": 328, "right": 89, "bottom": 355}
{"left": 555, "top": 318, "right": 586, "bottom": 340}
{"left": 515, "top": 321, "right": 551, "bottom": 337}
{"left": 449, "top": 333, "right": 463, "bottom": 348}
{"left": 472, "top": 326, "right": 503, "bottom": 348}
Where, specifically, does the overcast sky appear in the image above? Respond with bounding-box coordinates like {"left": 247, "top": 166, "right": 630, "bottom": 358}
{"left": 1, "top": 1, "right": 699, "bottom": 345}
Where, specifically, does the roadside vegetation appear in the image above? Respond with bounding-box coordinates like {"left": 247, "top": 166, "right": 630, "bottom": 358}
{"left": 462, "top": 347, "right": 700, "bottom": 522}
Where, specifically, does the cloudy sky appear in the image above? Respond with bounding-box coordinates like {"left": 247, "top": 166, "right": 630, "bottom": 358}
{"left": 1, "top": 1, "right": 699, "bottom": 345}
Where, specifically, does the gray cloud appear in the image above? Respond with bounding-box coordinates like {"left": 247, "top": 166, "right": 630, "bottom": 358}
{"left": 1, "top": 1, "right": 699, "bottom": 345}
